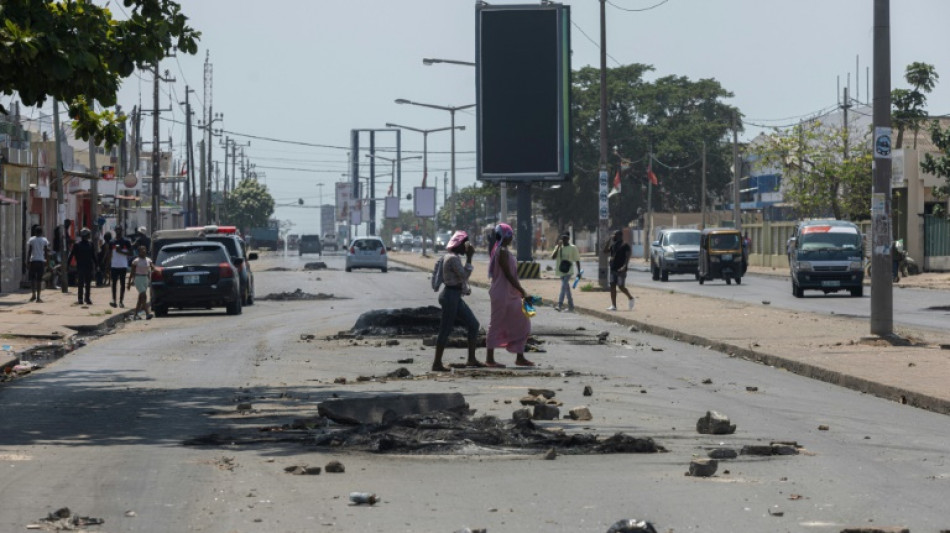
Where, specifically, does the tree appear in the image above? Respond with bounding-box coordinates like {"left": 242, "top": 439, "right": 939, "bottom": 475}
{"left": 754, "top": 121, "right": 872, "bottom": 220}
{"left": 223, "top": 179, "right": 275, "bottom": 232}
{"left": 892, "top": 62, "right": 939, "bottom": 149}
{"left": 539, "top": 64, "right": 738, "bottom": 232}
{"left": 0, "top": 0, "right": 200, "bottom": 147}
{"left": 920, "top": 120, "right": 950, "bottom": 213}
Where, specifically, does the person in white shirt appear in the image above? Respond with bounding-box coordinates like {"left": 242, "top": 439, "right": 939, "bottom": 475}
{"left": 127, "top": 245, "right": 154, "bottom": 320}
{"left": 26, "top": 227, "right": 50, "bottom": 302}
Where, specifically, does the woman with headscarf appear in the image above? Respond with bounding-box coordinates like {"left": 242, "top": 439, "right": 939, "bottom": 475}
{"left": 485, "top": 223, "right": 534, "bottom": 367}
{"left": 432, "top": 231, "right": 484, "bottom": 372}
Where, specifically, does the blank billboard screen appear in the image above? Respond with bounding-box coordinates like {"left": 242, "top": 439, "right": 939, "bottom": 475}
{"left": 477, "top": 5, "right": 570, "bottom": 181}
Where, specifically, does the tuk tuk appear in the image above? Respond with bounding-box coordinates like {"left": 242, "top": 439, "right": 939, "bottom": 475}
{"left": 697, "top": 228, "right": 746, "bottom": 285}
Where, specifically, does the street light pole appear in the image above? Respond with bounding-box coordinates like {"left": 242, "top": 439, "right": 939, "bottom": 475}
{"left": 385, "top": 122, "right": 462, "bottom": 255}
{"left": 394, "top": 99, "right": 475, "bottom": 230}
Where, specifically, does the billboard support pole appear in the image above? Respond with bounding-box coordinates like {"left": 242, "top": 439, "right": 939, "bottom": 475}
{"left": 516, "top": 182, "right": 532, "bottom": 262}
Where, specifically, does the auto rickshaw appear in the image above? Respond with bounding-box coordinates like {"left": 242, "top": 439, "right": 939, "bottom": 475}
{"left": 697, "top": 228, "right": 747, "bottom": 285}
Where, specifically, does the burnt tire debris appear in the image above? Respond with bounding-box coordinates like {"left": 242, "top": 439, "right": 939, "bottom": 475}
{"left": 257, "top": 288, "right": 336, "bottom": 301}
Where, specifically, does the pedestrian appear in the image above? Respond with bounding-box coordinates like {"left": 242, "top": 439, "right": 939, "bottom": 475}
{"left": 106, "top": 227, "right": 133, "bottom": 308}
{"left": 99, "top": 231, "right": 113, "bottom": 287}
{"left": 602, "top": 229, "right": 635, "bottom": 311}
{"left": 26, "top": 226, "right": 50, "bottom": 303}
{"left": 132, "top": 225, "right": 151, "bottom": 256}
{"left": 485, "top": 223, "right": 534, "bottom": 368}
{"left": 432, "top": 231, "right": 484, "bottom": 372}
{"left": 127, "top": 245, "right": 153, "bottom": 320}
{"left": 67, "top": 227, "right": 97, "bottom": 305}
{"left": 551, "top": 232, "right": 581, "bottom": 312}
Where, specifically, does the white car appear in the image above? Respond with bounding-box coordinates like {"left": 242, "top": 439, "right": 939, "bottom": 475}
{"left": 345, "top": 237, "right": 388, "bottom": 273}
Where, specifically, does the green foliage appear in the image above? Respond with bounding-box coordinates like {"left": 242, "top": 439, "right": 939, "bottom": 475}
{"left": 542, "top": 64, "right": 738, "bottom": 232}
{"left": 0, "top": 0, "right": 200, "bottom": 147}
{"left": 891, "top": 62, "right": 939, "bottom": 149}
{"left": 920, "top": 120, "right": 950, "bottom": 204}
{"left": 754, "top": 121, "right": 872, "bottom": 220}
{"left": 222, "top": 179, "right": 275, "bottom": 232}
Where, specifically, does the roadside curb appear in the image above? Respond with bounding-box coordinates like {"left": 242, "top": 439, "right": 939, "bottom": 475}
{"left": 391, "top": 256, "right": 950, "bottom": 417}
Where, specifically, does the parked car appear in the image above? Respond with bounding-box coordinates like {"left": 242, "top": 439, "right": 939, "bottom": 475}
{"left": 345, "top": 236, "right": 388, "bottom": 272}
{"left": 398, "top": 232, "right": 414, "bottom": 251}
{"left": 323, "top": 233, "right": 339, "bottom": 252}
{"left": 650, "top": 228, "right": 701, "bottom": 281}
{"left": 299, "top": 234, "right": 322, "bottom": 256}
{"left": 788, "top": 219, "right": 864, "bottom": 297}
{"left": 150, "top": 241, "right": 243, "bottom": 316}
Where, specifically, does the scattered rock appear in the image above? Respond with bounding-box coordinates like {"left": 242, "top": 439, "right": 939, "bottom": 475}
{"left": 839, "top": 528, "right": 910, "bottom": 533}
{"left": 767, "top": 506, "right": 784, "bottom": 517}
{"left": 651, "top": 346, "right": 664, "bottom": 352}
{"left": 701, "top": 378, "right": 713, "bottom": 384}
{"left": 453, "top": 529, "right": 487, "bottom": 533}
{"left": 236, "top": 402, "right": 253, "bottom": 412}
{"left": 285, "top": 465, "right": 321, "bottom": 475}
{"left": 300, "top": 334, "right": 316, "bottom": 341}
{"left": 687, "top": 458, "right": 718, "bottom": 477}
{"left": 543, "top": 447, "right": 557, "bottom": 460}
{"left": 520, "top": 395, "right": 543, "bottom": 406}
{"left": 818, "top": 424, "right": 829, "bottom": 431}
{"left": 740, "top": 445, "right": 775, "bottom": 456}
{"left": 348, "top": 492, "right": 377, "bottom": 505}
{"left": 334, "top": 377, "right": 347, "bottom": 384}
{"left": 696, "top": 410, "right": 736, "bottom": 435}
{"left": 318, "top": 392, "right": 469, "bottom": 425}
{"left": 582, "top": 385, "right": 593, "bottom": 396}
{"left": 325, "top": 460, "right": 345, "bottom": 473}
{"left": 568, "top": 407, "right": 593, "bottom": 421}
{"left": 708, "top": 448, "right": 738, "bottom": 459}
{"left": 746, "top": 386, "right": 759, "bottom": 392}
{"left": 386, "top": 367, "right": 412, "bottom": 379}
{"left": 385, "top": 339, "right": 400, "bottom": 346}
{"left": 606, "top": 518, "right": 658, "bottom": 533}
{"left": 303, "top": 262, "right": 328, "bottom": 270}
{"left": 627, "top": 325, "right": 640, "bottom": 333}
{"left": 597, "top": 331, "right": 609, "bottom": 344}
{"left": 36, "top": 508, "right": 105, "bottom": 530}
{"left": 512, "top": 408, "right": 532, "bottom": 421}
{"left": 396, "top": 358, "right": 414, "bottom": 364}
{"left": 528, "top": 388, "right": 556, "bottom": 399}
{"left": 762, "top": 300, "right": 771, "bottom": 305}
{"left": 124, "top": 510, "right": 137, "bottom": 517}
{"left": 533, "top": 404, "right": 560, "bottom": 420}
{"left": 355, "top": 375, "right": 372, "bottom": 382}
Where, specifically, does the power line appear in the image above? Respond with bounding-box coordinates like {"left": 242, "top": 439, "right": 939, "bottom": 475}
{"left": 606, "top": 0, "right": 672, "bottom": 13}
{"left": 571, "top": 20, "right": 622, "bottom": 68}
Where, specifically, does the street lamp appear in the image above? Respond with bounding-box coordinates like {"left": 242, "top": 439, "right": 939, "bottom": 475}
{"left": 395, "top": 98, "right": 475, "bottom": 229}
{"left": 422, "top": 58, "right": 477, "bottom": 67}
{"left": 384, "top": 122, "right": 463, "bottom": 254}
{"left": 364, "top": 152, "right": 422, "bottom": 200}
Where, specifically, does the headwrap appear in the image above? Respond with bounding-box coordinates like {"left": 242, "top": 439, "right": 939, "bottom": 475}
{"left": 488, "top": 223, "right": 514, "bottom": 278}
{"left": 446, "top": 230, "right": 469, "bottom": 252}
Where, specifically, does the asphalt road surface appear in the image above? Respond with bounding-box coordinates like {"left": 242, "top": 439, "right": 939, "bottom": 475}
{"left": 1, "top": 252, "right": 948, "bottom": 532}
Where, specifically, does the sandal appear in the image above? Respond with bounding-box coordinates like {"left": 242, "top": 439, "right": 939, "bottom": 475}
{"left": 485, "top": 362, "right": 506, "bottom": 368}
{"left": 514, "top": 359, "right": 536, "bottom": 367}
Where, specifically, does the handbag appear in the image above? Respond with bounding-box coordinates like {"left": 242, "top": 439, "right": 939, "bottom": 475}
{"left": 558, "top": 247, "right": 571, "bottom": 274}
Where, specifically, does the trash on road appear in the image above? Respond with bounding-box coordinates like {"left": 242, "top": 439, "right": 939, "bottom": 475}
{"left": 348, "top": 492, "right": 378, "bottom": 505}
{"left": 30, "top": 507, "right": 105, "bottom": 531}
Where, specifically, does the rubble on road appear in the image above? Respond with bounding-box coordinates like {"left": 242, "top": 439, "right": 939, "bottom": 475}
{"left": 351, "top": 306, "right": 472, "bottom": 337}
{"left": 284, "top": 465, "right": 321, "bottom": 475}
{"left": 687, "top": 458, "right": 718, "bottom": 477}
{"left": 568, "top": 406, "right": 593, "bottom": 421}
{"left": 29, "top": 507, "right": 105, "bottom": 531}
{"left": 257, "top": 288, "right": 335, "bottom": 301}
{"left": 606, "top": 518, "right": 659, "bottom": 533}
{"left": 317, "top": 393, "right": 469, "bottom": 425}
{"left": 325, "top": 460, "right": 345, "bottom": 473}
{"left": 696, "top": 410, "right": 736, "bottom": 435}
{"left": 740, "top": 441, "right": 802, "bottom": 456}
{"left": 303, "top": 262, "right": 328, "bottom": 270}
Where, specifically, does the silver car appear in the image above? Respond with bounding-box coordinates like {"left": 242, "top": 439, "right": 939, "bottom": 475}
{"left": 345, "top": 237, "right": 388, "bottom": 273}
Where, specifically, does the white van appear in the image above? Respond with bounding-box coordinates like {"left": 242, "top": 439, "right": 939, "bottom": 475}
{"left": 787, "top": 219, "right": 864, "bottom": 298}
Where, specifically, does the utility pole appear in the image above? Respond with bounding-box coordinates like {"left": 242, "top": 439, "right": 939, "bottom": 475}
{"left": 701, "top": 140, "right": 707, "bottom": 229}
{"left": 870, "top": 0, "right": 893, "bottom": 336}
{"left": 842, "top": 86, "right": 851, "bottom": 160}
{"left": 52, "top": 100, "right": 68, "bottom": 293}
{"left": 198, "top": 140, "right": 206, "bottom": 225}
{"left": 732, "top": 111, "right": 741, "bottom": 231}
{"left": 184, "top": 86, "right": 195, "bottom": 226}
{"left": 87, "top": 137, "right": 98, "bottom": 249}
{"left": 597, "top": 0, "right": 610, "bottom": 288}
{"left": 149, "top": 63, "right": 175, "bottom": 233}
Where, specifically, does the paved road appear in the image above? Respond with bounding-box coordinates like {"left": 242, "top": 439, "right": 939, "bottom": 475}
{"left": 1, "top": 253, "right": 948, "bottom": 532}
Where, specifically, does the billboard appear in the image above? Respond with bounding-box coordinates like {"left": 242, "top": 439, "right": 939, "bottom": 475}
{"left": 335, "top": 181, "right": 353, "bottom": 222}
{"left": 476, "top": 3, "right": 571, "bottom": 182}
{"left": 413, "top": 187, "right": 436, "bottom": 218}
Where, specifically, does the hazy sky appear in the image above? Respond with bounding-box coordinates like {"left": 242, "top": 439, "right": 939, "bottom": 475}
{"left": 22, "top": 0, "right": 950, "bottom": 233}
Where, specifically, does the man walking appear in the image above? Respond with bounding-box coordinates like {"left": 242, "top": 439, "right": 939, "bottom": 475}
{"left": 551, "top": 233, "right": 581, "bottom": 312}
{"left": 26, "top": 227, "right": 50, "bottom": 303}
{"left": 67, "top": 228, "right": 97, "bottom": 305}
{"left": 106, "top": 227, "right": 133, "bottom": 308}
{"left": 602, "top": 229, "right": 635, "bottom": 311}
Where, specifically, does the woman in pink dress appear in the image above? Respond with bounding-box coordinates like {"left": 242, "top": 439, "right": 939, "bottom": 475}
{"left": 485, "top": 223, "right": 534, "bottom": 368}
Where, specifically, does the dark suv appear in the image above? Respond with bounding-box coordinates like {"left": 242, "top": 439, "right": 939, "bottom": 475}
{"left": 206, "top": 234, "right": 257, "bottom": 306}
{"left": 151, "top": 241, "right": 243, "bottom": 316}
{"left": 299, "top": 234, "right": 322, "bottom": 256}
{"left": 650, "top": 228, "right": 701, "bottom": 281}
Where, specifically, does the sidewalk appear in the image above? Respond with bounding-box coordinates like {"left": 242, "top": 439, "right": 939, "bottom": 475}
{"left": 0, "top": 283, "right": 135, "bottom": 374}
{"left": 392, "top": 251, "right": 950, "bottom": 416}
